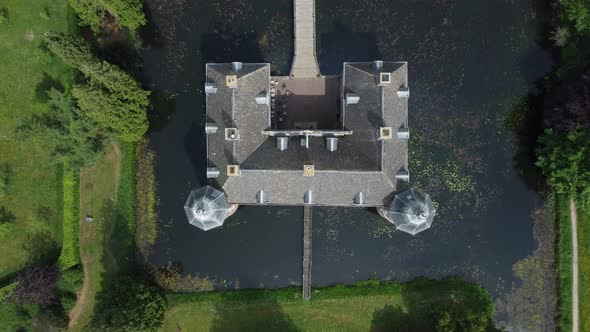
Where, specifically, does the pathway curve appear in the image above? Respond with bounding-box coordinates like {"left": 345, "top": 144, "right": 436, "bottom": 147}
{"left": 570, "top": 198, "right": 579, "bottom": 332}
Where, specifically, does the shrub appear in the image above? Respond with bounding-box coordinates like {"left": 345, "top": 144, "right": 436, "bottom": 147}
{"left": 58, "top": 171, "right": 80, "bottom": 270}
{"left": 68, "top": 0, "right": 146, "bottom": 32}
{"left": 136, "top": 138, "right": 158, "bottom": 257}
{"left": 536, "top": 128, "right": 590, "bottom": 206}
{"left": 0, "top": 164, "right": 10, "bottom": 196}
{"left": 151, "top": 262, "right": 214, "bottom": 292}
{"left": 10, "top": 265, "right": 59, "bottom": 307}
{"left": 57, "top": 265, "right": 84, "bottom": 294}
{"left": 60, "top": 292, "right": 77, "bottom": 314}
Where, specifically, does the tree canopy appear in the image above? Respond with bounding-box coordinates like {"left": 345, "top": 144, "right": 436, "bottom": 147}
{"left": 44, "top": 33, "right": 150, "bottom": 142}
{"left": 560, "top": 0, "right": 590, "bottom": 32}
{"left": 91, "top": 278, "right": 167, "bottom": 332}
{"left": 68, "top": 0, "right": 146, "bottom": 32}
{"left": 17, "top": 88, "right": 105, "bottom": 169}
{"left": 536, "top": 128, "right": 590, "bottom": 206}
{"left": 9, "top": 265, "right": 59, "bottom": 307}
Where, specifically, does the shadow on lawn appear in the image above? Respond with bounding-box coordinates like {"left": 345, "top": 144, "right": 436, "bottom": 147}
{"left": 370, "top": 278, "right": 500, "bottom": 332}
{"left": 210, "top": 294, "right": 299, "bottom": 332}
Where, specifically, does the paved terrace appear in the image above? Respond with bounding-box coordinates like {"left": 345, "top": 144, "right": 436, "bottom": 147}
{"left": 291, "top": 0, "right": 320, "bottom": 77}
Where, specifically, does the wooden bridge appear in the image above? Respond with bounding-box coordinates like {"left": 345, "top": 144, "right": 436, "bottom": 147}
{"left": 303, "top": 205, "right": 312, "bottom": 300}
{"left": 291, "top": 0, "right": 320, "bottom": 78}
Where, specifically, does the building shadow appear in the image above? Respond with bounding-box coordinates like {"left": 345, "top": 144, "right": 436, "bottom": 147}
{"left": 148, "top": 89, "right": 176, "bottom": 133}
{"left": 183, "top": 123, "right": 207, "bottom": 184}
{"left": 202, "top": 23, "right": 265, "bottom": 64}
{"left": 209, "top": 293, "right": 300, "bottom": 332}
{"left": 318, "top": 20, "right": 382, "bottom": 75}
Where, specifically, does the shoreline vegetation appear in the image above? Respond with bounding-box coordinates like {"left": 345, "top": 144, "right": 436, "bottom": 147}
{"left": 532, "top": 0, "right": 590, "bottom": 330}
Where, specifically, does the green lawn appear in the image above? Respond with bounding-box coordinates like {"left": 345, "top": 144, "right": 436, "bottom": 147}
{"left": 556, "top": 195, "right": 573, "bottom": 332}
{"left": 0, "top": 0, "right": 74, "bottom": 280}
{"left": 577, "top": 203, "right": 590, "bottom": 332}
{"left": 69, "top": 143, "right": 137, "bottom": 331}
{"left": 162, "top": 279, "right": 496, "bottom": 332}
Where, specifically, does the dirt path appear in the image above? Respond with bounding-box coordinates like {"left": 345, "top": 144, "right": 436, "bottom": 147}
{"left": 68, "top": 145, "right": 122, "bottom": 331}
{"left": 570, "top": 198, "right": 579, "bottom": 332}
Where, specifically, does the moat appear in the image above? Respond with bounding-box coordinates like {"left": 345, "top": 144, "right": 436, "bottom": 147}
{"left": 141, "top": 0, "right": 551, "bottom": 307}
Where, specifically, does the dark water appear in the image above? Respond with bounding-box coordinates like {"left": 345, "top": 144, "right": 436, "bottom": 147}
{"left": 142, "top": 0, "right": 552, "bottom": 296}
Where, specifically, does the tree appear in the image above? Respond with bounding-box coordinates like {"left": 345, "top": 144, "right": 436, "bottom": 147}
{"left": 560, "top": 0, "right": 590, "bottom": 32}
{"left": 68, "top": 0, "right": 146, "bottom": 32}
{"left": 91, "top": 278, "right": 167, "bottom": 331}
{"left": 536, "top": 128, "right": 590, "bottom": 205}
{"left": 44, "top": 33, "right": 150, "bottom": 142}
{"left": 17, "top": 88, "right": 105, "bottom": 168}
{"left": 10, "top": 265, "right": 59, "bottom": 307}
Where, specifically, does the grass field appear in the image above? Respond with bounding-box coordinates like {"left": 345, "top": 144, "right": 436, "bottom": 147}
{"left": 578, "top": 203, "right": 590, "bottom": 332}
{"left": 0, "top": 0, "right": 74, "bottom": 280}
{"left": 556, "top": 195, "right": 573, "bottom": 332}
{"left": 162, "top": 279, "right": 496, "bottom": 332}
{"left": 69, "top": 142, "right": 137, "bottom": 331}
{"left": 68, "top": 145, "right": 122, "bottom": 331}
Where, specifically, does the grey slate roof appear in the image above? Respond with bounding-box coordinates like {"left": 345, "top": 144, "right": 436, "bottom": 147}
{"left": 205, "top": 62, "right": 409, "bottom": 207}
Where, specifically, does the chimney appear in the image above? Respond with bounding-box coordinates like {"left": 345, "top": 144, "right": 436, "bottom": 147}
{"left": 277, "top": 137, "right": 288, "bottom": 151}
{"left": 232, "top": 62, "right": 243, "bottom": 72}
{"left": 256, "top": 190, "right": 268, "bottom": 204}
{"left": 326, "top": 137, "right": 338, "bottom": 152}
{"left": 372, "top": 60, "right": 384, "bottom": 70}
{"left": 354, "top": 192, "right": 365, "bottom": 205}
{"left": 304, "top": 190, "right": 314, "bottom": 204}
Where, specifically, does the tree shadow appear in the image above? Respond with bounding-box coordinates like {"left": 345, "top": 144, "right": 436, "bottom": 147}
{"left": 370, "top": 278, "right": 500, "bottom": 332}
{"left": 148, "top": 89, "right": 176, "bottom": 133}
{"left": 140, "top": 2, "right": 165, "bottom": 50}
{"left": 505, "top": 93, "right": 546, "bottom": 193}
{"left": 209, "top": 293, "right": 299, "bottom": 332}
{"left": 370, "top": 304, "right": 413, "bottom": 332}
{"left": 22, "top": 231, "right": 60, "bottom": 265}
{"left": 318, "top": 20, "right": 382, "bottom": 75}
{"left": 0, "top": 205, "right": 16, "bottom": 224}
{"left": 35, "top": 73, "right": 64, "bottom": 103}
